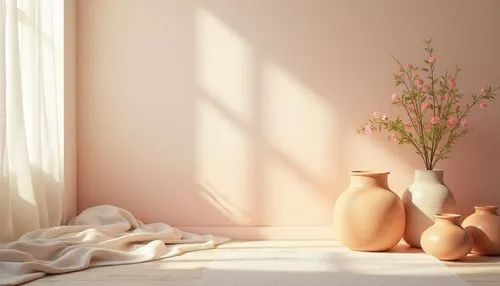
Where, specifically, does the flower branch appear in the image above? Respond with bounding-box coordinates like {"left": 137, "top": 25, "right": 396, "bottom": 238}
{"left": 357, "top": 40, "right": 498, "bottom": 170}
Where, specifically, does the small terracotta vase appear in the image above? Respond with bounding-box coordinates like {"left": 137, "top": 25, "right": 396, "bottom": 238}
{"left": 462, "top": 205, "right": 500, "bottom": 256}
{"left": 420, "top": 213, "right": 473, "bottom": 261}
{"left": 402, "top": 169, "right": 456, "bottom": 248}
{"left": 333, "top": 170, "right": 405, "bottom": 252}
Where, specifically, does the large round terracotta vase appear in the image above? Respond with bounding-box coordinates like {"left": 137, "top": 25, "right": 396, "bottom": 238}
{"left": 333, "top": 170, "right": 405, "bottom": 252}
{"left": 402, "top": 169, "right": 456, "bottom": 248}
{"left": 462, "top": 205, "right": 500, "bottom": 256}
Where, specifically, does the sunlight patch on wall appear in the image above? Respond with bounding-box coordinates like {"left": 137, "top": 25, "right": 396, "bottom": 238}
{"left": 195, "top": 8, "right": 253, "bottom": 123}
{"left": 263, "top": 158, "right": 331, "bottom": 226}
{"left": 262, "top": 63, "right": 334, "bottom": 183}
{"left": 194, "top": 99, "right": 253, "bottom": 225}
{"left": 194, "top": 8, "right": 256, "bottom": 225}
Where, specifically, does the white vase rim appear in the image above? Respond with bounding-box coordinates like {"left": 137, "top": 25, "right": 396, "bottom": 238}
{"left": 415, "top": 169, "right": 444, "bottom": 172}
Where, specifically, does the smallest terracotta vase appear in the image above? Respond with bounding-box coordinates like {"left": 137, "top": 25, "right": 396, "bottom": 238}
{"left": 420, "top": 213, "right": 473, "bottom": 261}
{"left": 462, "top": 205, "right": 500, "bottom": 256}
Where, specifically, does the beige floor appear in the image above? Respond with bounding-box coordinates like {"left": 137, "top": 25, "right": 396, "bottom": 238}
{"left": 29, "top": 241, "right": 500, "bottom": 286}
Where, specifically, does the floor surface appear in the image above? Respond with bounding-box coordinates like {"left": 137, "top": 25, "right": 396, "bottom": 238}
{"left": 29, "top": 241, "right": 500, "bottom": 286}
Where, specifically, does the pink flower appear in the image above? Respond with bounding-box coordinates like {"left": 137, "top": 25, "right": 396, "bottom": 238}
{"left": 415, "top": 79, "right": 424, "bottom": 87}
{"left": 425, "top": 123, "right": 433, "bottom": 130}
{"left": 405, "top": 123, "right": 413, "bottom": 130}
{"left": 390, "top": 134, "right": 398, "bottom": 142}
{"left": 440, "top": 95, "right": 445, "bottom": 101}
{"left": 421, "top": 85, "right": 430, "bottom": 92}
{"left": 391, "top": 93, "right": 399, "bottom": 102}
{"left": 364, "top": 124, "right": 373, "bottom": 134}
{"left": 421, "top": 102, "right": 430, "bottom": 111}
{"left": 373, "top": 111, "right": 381, "bottom": 118}
{"left": 429, "top": 56, "right": 436, "bottom": 64}
{"left": 430, "top": 116, "right": 440, "bottom": 125}
{"left": 407, "top": 64, "right": 414, "bottom": 69}
{"left": 461, "top": 118, "right": 469, "bottom": 128}
{"left": 449, "top": 78, "right": 456, "bottom": 88}
{"left": 448, "top": 116, "right": 458, "bottom": 127}
{"left": 480, "top": 102, "right": 488, "bottom": 110}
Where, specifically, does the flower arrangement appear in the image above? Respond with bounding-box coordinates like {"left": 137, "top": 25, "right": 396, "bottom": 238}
{"left": 357, "top": 40, "right": 498, "bottom": 170}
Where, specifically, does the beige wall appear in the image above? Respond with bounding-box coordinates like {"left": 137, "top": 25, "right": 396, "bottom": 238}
{"left": 76, "top": 0, "right": 500, "bottom": 239}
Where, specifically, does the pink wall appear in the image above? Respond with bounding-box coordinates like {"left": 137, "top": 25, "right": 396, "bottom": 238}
{"left": 76, "top": 0, "right": 500, "bottom": 239}
{"left": 64, "top": 0, "right": 77, "bottom": 223}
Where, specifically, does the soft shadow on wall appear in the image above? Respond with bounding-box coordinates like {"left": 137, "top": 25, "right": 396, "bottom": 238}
{"left": 191, "top": 0, "right": 500, "bottom": 223}
{"left": 76, "top": 0, "right": 500, "bottom": 239}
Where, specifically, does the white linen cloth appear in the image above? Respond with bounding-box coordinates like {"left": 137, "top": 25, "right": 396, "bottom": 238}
{"left": 0, "top": 205, "right": 230, "bottom": 285}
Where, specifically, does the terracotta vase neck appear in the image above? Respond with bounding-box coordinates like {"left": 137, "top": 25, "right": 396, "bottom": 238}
{"left": 434, "top": 213, "right": 461, "bottom": 226}
{"left": 414, "top": 169, "right": 444, "bottom": 183}
{"left": 474, "top": 205, "right": 498, "bottom": 215}
{"left": 349, "top": 171, "right": 389, "bottom": 189}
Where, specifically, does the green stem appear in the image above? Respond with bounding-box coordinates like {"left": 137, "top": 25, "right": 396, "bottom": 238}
{"left": 430, "top": 67, "right": 460, "bottom": 168}
{"left": 432, "top": 91, "right": 493, "bottom": 168}
{"left": 392, "top": 56, "right": 429, "bottom": 168}
{"left": 429, "top": 54, "right": 437, "bottom": 168}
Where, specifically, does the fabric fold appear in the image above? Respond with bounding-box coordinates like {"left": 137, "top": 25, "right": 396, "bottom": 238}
{"left": 0, "top": 205, "right": 230, "bottom": 285}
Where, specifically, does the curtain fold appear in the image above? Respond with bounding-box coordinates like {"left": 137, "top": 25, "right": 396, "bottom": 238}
{"left": 0, "top": 0, "right": 63, "bottom": 243}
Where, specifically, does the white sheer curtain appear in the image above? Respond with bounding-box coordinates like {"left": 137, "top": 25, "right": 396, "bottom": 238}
{"left": 0, "top": 0, "right": 64, "bottom": 243}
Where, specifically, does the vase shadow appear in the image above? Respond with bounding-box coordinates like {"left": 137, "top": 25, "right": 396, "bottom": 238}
{"left": 447, "top": 254, "right": 500, "bottom": 264}
{"left": 387, "top": 242, "right": 424, "bottom": 254}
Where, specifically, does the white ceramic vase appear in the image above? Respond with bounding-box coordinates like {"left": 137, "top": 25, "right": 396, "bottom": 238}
{"left": 402, "top": 169, "right": 457, "bottom": 248}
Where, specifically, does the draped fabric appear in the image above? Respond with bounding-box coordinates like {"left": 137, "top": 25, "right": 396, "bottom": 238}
{"left": 0, "top": 205, "right": 230, "bottom": 285}
{"left": 0, "top": 0, "right": 64, "bottom": 243}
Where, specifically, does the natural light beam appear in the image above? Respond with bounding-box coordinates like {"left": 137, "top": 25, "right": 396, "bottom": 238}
{"left": 194, "top": 99, "right": 253, "bottom": 225}
{"left": 262, "top": 63, "right": 334, "bottom": 183}
{"left": 194, "top": 8, "right": 255, "bottom": 224}
{"left": 195, "top": 8, "right": 253, "bottom": 122}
